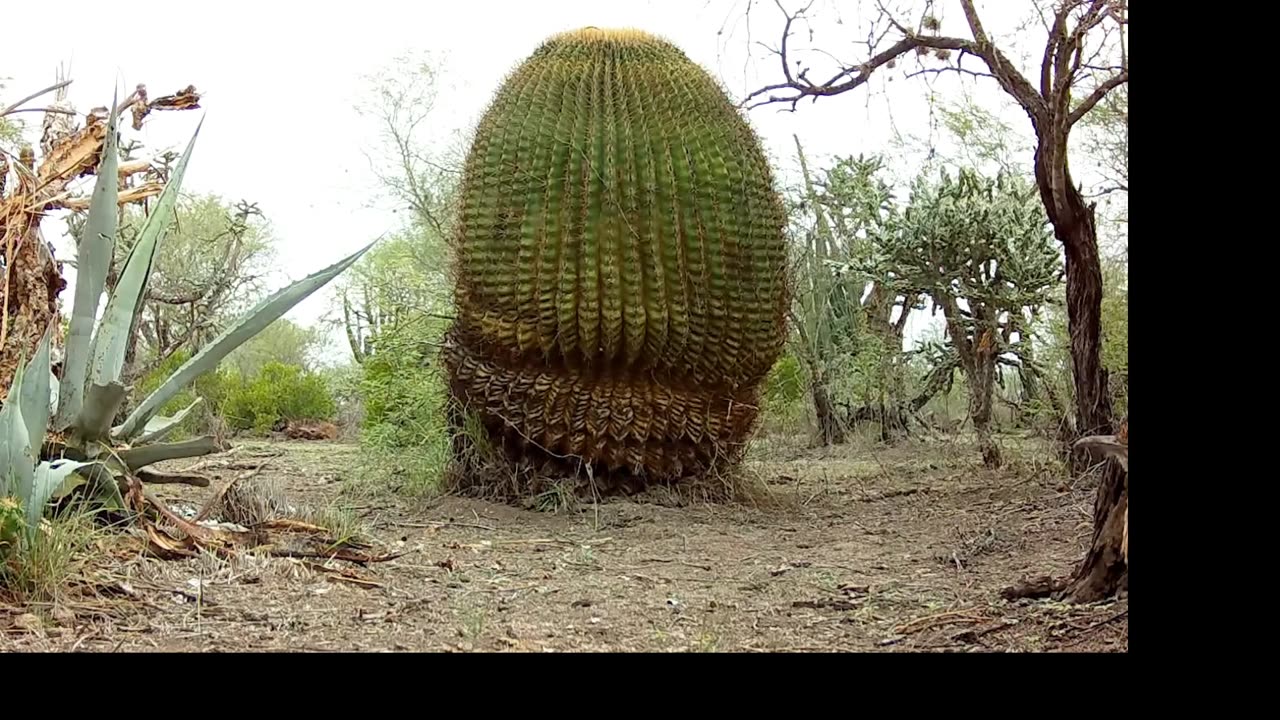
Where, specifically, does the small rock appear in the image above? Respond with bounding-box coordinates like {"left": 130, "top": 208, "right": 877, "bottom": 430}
{"left": 14, "top": 613, "right": 42, "bottom": 633}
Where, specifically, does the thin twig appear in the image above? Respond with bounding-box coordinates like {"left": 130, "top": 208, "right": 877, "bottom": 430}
{"left": 2, "top": 107, "right": 78, "bottom": 116}
{"left": 894, "top": 609, "right": 988, "bottom": 635}
{"left": 642, "top": 557, "right": 713, "bottom": 571}
{"left": 1059, "top": 608, "right": 1128, "bottom": 648}
{"left": 0, "top": 79, "right": 73, "bottom": 117}
{"left": 398, "top": 520, "right": 497, "bottom": 532}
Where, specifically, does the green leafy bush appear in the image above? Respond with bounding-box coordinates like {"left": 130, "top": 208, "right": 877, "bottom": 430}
{"left": 762, "top": 353, "right": 806, "bottom": 412}
{"left": 221, "top": 362, "right": 336, "bottom": 434}
{"left": 359, "top": 338, "right": 446, "bottom": 450}
{"left": 353, "top": 323, "right": 451, "bottom": 495}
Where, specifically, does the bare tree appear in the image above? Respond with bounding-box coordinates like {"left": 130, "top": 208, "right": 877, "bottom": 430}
{"left": 355, "top": 51, "right": 464, "bottom": 238}
{"left": 740, "top": 0, "right": 1128, "bottom": 601}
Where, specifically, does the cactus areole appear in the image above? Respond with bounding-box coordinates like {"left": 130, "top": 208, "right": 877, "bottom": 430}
{"left": 443, "top": 27, "right": 790, "bottom": 484}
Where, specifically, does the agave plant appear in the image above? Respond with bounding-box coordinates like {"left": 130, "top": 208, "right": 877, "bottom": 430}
{"left": 0, "top": 94, "right": 374, "bottom": 539}
{"left": 443, "top": 27, "right": 791, "bottom": 488}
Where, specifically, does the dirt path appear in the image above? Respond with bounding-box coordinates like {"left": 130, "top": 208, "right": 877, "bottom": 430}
{"left": 2, "top": 438, "right": 1127, "bottom": 652}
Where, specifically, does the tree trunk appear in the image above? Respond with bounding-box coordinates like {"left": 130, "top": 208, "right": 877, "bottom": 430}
{"left": 811, "top": 373, "right": 845, "bottom": 445}
{"left": 844, "top": 403, "right": 913, "bottom": 442}
{"left": 1, "top": 225, "right": 65, "bottom": 393}
{"left": 1034, "top": 141, "right": 1126, "bottom": 600}
{"left": 876, "top": 399, "right": 909, "bottom": 443}
{"left": 1062, "top": 461, "right": 1127, "bottom": 602}
{"left": 1034, "top": 146, "right": 1114, "bottom": 440}
{"left": 969, "top": 353, "right": 1001, "bottom": 469}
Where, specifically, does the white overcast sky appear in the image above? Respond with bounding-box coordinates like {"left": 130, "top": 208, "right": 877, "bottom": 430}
{"left": 4, "top": 0, "right": 1089, "bottom": 364}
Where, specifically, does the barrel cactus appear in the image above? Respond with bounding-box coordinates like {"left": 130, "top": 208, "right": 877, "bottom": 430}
{"left": 442, "top": 27, "right": 790, "bottom": 490}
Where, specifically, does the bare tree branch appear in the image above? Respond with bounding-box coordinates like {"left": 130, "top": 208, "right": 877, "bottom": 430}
{"left": 1066, "top": 70, "right": 1129, "bottom": 127}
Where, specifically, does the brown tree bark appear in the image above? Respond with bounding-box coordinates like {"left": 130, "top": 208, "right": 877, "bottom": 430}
{"left": 1064, "top": 460, "right": 1127, "bottom": 601}
{"left": 1044, "top": 156, "right": 1113, "bottom": 439}
{"left": 0, "top": 225, "right": 65, "bottom": 392}
{"left": 968, "top": 350, "right": 1001, "bottom": 469}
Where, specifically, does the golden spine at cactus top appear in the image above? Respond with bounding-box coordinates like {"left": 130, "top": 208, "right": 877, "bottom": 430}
{"left": 445, "top": 26, "right": 790, "bottom": 480}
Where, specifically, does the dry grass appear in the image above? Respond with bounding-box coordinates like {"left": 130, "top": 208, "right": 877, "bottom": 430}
{"left": 1, "top": 508, "right": 103, "bottom": 606}
{"left": 197, "top": 471, "right": 370, "bottom": 547}
{"left": 298, "top": 504, "right": 367, "bottom": 546}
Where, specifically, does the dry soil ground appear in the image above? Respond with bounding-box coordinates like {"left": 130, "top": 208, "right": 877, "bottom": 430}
{"left": 1, "top": 434, "right": 1127, "bottom": 652}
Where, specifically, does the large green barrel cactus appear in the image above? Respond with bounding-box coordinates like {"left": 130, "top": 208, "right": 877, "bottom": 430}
{"left": 443, "top": 27, "right": 790, "bottom": 486}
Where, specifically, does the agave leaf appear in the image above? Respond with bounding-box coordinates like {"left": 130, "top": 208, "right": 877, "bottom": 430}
{"left": 54, "top": 93, "right": 121, "bottom": 429}
{"left": 133, "top": 397, "right": 203, "bottom": 445}
{"left": 89, "top": 120, "right": 203, "bottom": 386}
{"left": 29, "top": 459, "right": 106, "bottom": 531}
{"left": 49, "top": 371, "right": 60, "bottom": 416}
{"left": 116, "top": 238, "right": 379, "bottom": 439}
{"left": 74, "top": 382, "right": 127, "bottom": 443}
{"left": 45, "top": 459, "right": 116, "bottom": 506}
{"left": 17, "top": 324, "right": 53, "bottom": 457}
{"left": 0, "top": 362, "right": 34, "bottom": 498}
{"left": 117, "top": 435, "right": 225, "bottom": 471}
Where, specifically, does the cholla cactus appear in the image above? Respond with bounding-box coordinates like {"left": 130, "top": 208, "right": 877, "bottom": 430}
{"left": 443, "top": 27, "right": 791, "bottom": 486}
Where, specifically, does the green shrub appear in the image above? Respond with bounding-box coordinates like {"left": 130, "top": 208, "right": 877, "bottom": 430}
{"left": 360, "top": 348, "right": 446, "bottom": 450}
{"left": 355, "top": 325, "right": 451, "bottom": 495}
{"left": 763, "top": 353, "right": 806, "bottom": 408}
{"left": 221, "top": 362, "right": 336, "bottom": 435}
